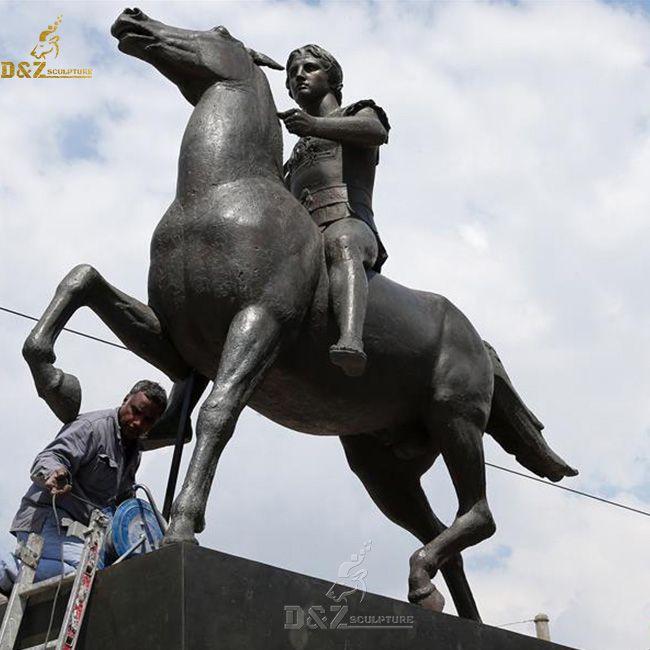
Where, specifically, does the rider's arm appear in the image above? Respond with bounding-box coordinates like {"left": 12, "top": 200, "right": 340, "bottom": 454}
{"left": 279, "top": 107, "right": 388, "bottom": 147}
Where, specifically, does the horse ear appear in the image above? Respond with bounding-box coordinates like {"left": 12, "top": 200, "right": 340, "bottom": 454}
{"left": 247, "top": 48, "right": 283, "bottom": 71}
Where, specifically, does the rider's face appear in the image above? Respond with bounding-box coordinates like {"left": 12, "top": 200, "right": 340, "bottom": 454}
{"left": 287, "top": 55, "right": 331, "bottom": 107}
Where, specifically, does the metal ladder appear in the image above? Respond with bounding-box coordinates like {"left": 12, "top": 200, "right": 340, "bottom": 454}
{"left": 0, "top": 510, "right": 109, "bottom": 650}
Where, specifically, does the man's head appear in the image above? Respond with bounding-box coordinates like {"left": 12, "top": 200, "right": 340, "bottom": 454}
{"left": 118, "top": 380, "right": 167, "bottom": 441}
{"left": 286, "top": 44, "right": 343, "bottom": 105}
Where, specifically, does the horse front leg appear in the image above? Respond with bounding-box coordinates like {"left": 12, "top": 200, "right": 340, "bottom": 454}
{"left": 165, "top": 305, "right": 282, "bottom": 544}
{"left": 23, "top": 264, "right": 189, "bottom": 422}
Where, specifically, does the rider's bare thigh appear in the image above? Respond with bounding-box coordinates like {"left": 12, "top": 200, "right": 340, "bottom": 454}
{"left": 322, "top": 217, "right": 379, "bottom": 268}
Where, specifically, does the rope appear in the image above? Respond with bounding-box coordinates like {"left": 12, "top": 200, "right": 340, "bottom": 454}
{"left": 43, "top": 494, "right": 66, "bottom": 649}
{"left": 485, "top": 462, "right": 650, "bottom": 519}
{"left": 3, "top": 303, "right": 650, "bottom": 521}
{"left": 496, "top": 618, "right": 535, "bottom": 628}
{"left": 0, "top": 306, "right": 127, "bottom": 350}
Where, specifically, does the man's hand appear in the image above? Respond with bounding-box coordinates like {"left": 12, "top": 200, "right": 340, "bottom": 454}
{"left": 278, "top": 109, "right": 319, "bottom": 137}
{"left": 44, "top": 468, "right": 72, "bottom": 496}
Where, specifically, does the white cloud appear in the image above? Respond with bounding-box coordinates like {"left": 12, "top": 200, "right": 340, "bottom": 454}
{"left": 2, "top": 2, "right": 650, "bottom": 648}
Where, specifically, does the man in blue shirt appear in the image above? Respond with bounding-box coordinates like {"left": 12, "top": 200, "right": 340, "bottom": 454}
{"left": 0, "top": 380, "right": 166, "bottom": 595}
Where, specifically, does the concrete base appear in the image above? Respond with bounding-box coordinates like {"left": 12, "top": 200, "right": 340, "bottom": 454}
{"left": 3, "top": 543, "right": 580, "bottom": 649}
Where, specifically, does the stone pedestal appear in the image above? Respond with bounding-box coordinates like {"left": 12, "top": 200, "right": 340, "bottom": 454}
{"left": 4, "top": 543, "right": 580, "bottom": 649}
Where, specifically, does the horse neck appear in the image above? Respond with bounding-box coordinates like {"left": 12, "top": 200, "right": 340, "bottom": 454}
{"left": 177, "top": 69, "right": 283, "bottom": 193}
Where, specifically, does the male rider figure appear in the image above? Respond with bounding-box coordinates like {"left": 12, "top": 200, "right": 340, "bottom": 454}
{"left": 279, "top": 45, "right": 389, "bottom": 377}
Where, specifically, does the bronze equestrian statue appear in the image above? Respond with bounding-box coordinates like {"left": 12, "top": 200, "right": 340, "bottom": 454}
{"left": 22, "top": 9, "right": 577, "bottom": 622}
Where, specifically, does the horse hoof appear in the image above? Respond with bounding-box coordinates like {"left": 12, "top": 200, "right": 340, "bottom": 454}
{"left": 34, "top": 366, "right": 82, "bottom": 423}
{"left": 164, "top": 516, "right": 200, "bottom": 546}
{"left": 408, "top": 583, "right": 445, "bottom": 613}
{"left": 162, "top": 533, "right": 199, "bottom": 547}
{"left": 329, "top": 345, "right": 367, "bottom": 377}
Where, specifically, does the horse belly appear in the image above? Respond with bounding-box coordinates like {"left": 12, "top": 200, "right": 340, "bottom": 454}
{"left": 247, "top": 275, "right": 466, "bottom": 436}
{"left": 249, "top": 367, "right": 423, "bottom": 435}
{"left": 248, "top": 282, "right": 439, "bottom": 435}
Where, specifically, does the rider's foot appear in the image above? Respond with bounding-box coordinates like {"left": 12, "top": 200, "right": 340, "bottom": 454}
{"left": 329, "top": 341, "right": 367, "bottom": 377}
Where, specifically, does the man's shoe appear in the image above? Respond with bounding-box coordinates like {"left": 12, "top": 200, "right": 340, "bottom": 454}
{"left": 329, "top": 344, "right": 367, "bottom": 377}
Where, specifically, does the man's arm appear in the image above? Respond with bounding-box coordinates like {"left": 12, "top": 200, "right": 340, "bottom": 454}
{"left": 30, "top": 419, "right": 95, "bottom": 495}
{"left": 278, "top": 107, "right": 388, "bottom": 147}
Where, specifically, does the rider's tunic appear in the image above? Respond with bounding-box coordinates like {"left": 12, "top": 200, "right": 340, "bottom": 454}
{"left": 284, "top": 100, "right": 390, "bottom": 272}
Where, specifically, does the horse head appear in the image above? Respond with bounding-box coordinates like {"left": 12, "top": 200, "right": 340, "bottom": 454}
{"left": 111, "top": 8, "right": 282, "bottom": 105}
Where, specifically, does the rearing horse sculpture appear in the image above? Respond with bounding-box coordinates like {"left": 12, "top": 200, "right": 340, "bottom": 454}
{"left": 22, "top": 9, "right": 577, "bottom": 621}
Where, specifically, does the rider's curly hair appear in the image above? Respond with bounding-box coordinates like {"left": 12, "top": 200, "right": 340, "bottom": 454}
{"left": 285, "top": 44, "right": 343, "bottom": 105}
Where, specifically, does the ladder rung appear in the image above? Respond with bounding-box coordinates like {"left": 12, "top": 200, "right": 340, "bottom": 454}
{"left": 22, "top": 641, "right": 57, "bottom": 650}
{"left": 19, "top": 573, "right": 74, "bottom": 599}
{"left": 1, "top": 511, "right": 109, "bottom": 650}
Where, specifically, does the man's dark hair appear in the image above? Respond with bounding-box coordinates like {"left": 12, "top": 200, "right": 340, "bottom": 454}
{"left": 286, "top": 44, "right": 343, "bottom": 104}
{"left": 127, "top": 380, "right": 167, "bottom": 411}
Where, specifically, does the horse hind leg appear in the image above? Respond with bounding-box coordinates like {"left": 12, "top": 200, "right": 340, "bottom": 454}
{"left": 408, "top": 404, "right": 496, "bottom": 614}
{"left": 165, "top": 304, "right": 282, "bottom": 545}
{"left": 22, "top": 264, "right": 189, "bottom": 422}
{"left": 340, "top": 433, "right": 481, "bottom": 622}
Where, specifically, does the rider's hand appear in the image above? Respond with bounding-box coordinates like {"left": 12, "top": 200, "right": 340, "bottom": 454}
{"left": 44, "top": 468, "right": 72, "bottom": 496}
{"left": 277, "top": 109, "right": 319, "bottom": 137}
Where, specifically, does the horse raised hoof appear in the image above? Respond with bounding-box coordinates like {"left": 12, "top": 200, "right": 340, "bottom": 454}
{"left": 329, "top": 344, "right": 367, "bottom": 377}
{"left": 31, "top": 364, "right": 82, "bottom": 423}
{"left": 408, "top": 583, "right": 445, "bottom": 613}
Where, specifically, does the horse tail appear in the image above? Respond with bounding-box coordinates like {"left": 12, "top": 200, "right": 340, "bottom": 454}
{"left": 483, "top": 341, "right": 578, "bottom": 483}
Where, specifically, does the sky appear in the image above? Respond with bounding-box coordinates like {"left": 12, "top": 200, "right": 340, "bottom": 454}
{"left": 1, "top": 1, "right": 650, "bottom": 648}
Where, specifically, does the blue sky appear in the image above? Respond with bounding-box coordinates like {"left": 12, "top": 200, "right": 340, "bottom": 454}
{"left": 2, "top": 2, "right": 650, "bottom": 648}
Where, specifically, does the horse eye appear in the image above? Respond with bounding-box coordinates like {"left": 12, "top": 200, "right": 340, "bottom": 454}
{"left": 212, "top": 25, "right": 231, "bottom": 38}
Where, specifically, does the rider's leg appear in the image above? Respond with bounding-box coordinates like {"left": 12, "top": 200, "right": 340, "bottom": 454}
{"left": 323, "top": 218, "right": 378, "bottom": 377}
{"left": 23, "top": 264, "right": 189, "bottom": 422}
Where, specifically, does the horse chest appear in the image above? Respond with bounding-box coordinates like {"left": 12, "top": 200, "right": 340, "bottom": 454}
{"left": 178, "top": 90, "right": 266, "bottom": 192}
